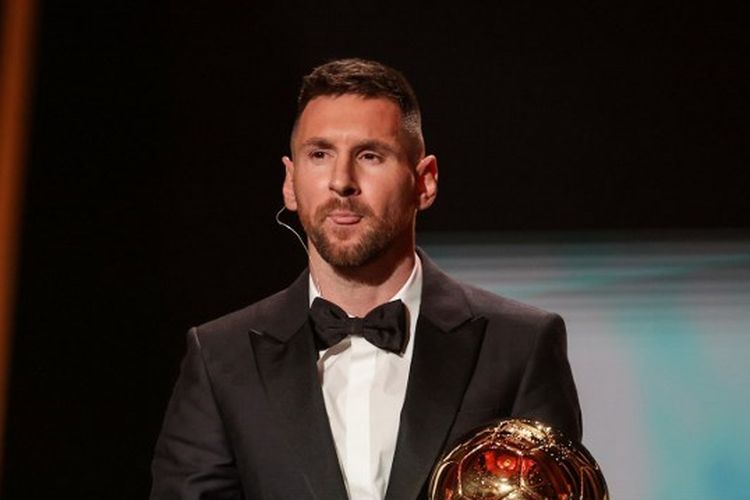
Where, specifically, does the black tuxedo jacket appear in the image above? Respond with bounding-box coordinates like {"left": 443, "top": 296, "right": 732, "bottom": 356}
{"left": 151, "top": 253, "right": 581, "bottom": 500}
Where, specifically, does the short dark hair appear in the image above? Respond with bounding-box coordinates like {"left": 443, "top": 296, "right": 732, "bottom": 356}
{"left": 293, "top": 58, "right": 424, "bottom": 164}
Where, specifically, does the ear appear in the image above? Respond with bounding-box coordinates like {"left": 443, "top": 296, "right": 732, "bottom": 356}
{"left": 281, "top": 156, "right": 298, "bottom": 211}
{"left": 415, "top": 155, "right": 438, "bottom": 211}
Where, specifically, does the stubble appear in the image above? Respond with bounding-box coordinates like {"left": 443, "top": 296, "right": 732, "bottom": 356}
{"left": 301, "top": 197, "right": 412, "bottom": 268}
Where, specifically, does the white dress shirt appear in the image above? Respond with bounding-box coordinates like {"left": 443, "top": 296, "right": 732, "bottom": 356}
{"left": 309, "top": 256, "right": 423, "bottom": 500}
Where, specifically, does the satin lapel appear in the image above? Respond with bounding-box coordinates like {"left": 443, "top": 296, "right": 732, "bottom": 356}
{"left": 250, "top": 321, "right": 348, "bottom": 500}
{"left": 385, "top": 314, "right": 487, "bottom": 500}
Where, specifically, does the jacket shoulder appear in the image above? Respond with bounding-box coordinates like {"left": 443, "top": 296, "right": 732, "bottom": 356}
{"left": 196, "top": 289, "right": 286, "bottom": 337}
{"left": 458, "top": 280, "right": 561, "bottom": 328}
{"left": 192, "top": 269, "right": 309, "bottom": 345}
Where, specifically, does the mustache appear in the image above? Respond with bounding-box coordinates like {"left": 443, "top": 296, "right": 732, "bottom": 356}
{"left": 314, "top": 198, "right": 374, "bottom": 220}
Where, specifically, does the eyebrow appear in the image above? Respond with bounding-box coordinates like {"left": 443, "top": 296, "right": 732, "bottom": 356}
{"left": 299, "top": 137, "right": 335, "bottom": 150}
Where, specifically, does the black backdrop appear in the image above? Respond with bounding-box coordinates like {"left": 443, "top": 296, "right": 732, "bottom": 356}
{"left": 3, "top": 2, "right": 748, "bottom": 498}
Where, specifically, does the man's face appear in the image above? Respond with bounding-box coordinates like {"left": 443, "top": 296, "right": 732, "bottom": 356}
{"left": 283, "top": 94, "right": 434, "bottom": 268}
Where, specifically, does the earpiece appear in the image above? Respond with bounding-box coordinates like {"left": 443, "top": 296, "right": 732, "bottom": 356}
{"left": 275, "top": 206, "right": 309, "bottom": 257}
{"left": 275, "top": 206, "right": 324, "bottom": 297}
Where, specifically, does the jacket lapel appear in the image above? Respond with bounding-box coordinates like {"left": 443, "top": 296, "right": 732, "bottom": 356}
{"left": 248, "top": 272, "right": 348, "bottom": 500}
{"left": 385, "top": 253, "right": 487, "bottom": 500}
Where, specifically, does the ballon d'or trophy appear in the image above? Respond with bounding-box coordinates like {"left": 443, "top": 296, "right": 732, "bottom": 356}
{"left": 429, "top": 419, "right": 609, "bottom": 499}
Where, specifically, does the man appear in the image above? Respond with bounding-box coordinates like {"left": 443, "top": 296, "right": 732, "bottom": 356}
{"left": 151, "top": 58, "right": 581, "bottom": 500}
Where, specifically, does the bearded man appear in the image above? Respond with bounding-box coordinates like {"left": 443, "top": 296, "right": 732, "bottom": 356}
{"left": 151, "top": 58, "right": 581, "bottom": 500}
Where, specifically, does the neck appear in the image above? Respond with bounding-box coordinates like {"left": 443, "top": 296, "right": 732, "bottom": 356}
{"left": 309, "top": 237, "right": 416, "bottom": 317}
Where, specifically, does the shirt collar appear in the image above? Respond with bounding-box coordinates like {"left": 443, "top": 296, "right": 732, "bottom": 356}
{"left": 308, "top": 254, "right": 423, "bottom": 321}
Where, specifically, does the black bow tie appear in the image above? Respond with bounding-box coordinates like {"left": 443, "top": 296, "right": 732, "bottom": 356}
{"left": 308, "top": 297, "right": 408, "bottom": 354}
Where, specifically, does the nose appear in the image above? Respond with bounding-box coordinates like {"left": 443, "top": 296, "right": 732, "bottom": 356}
{"left": 329, "top": 156, "right": 359, "bottom": 197}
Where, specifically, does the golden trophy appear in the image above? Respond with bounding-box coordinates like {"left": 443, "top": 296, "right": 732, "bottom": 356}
{"left": 429, "top": 419, "right": 609, "bottom": 499}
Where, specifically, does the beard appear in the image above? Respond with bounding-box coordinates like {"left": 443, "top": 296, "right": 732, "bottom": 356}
{"left": 299, "top": 197, "right": 413, "bottom": 268}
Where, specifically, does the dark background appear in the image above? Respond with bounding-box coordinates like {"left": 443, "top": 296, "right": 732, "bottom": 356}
{"left": 3, "top": 1, "right": 748, "bottom": 498}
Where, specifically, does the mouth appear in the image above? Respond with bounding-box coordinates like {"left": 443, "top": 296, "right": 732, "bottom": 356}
{"left": 327, "top": 211, "right": 363, "bottom": 225}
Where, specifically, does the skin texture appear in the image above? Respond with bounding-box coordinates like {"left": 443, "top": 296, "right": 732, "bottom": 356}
{"left": 282, "top": 94, "right": 438, "bottom": 316}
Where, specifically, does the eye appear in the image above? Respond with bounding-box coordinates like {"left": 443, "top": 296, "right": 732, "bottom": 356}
{"left": 358, "top": 151, "right": 383, "bottom": 164}
{"left": 308, "top": 150, "right": 331, "bottom": 162}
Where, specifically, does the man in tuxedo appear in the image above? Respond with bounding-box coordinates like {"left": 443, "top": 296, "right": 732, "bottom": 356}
{"left": 151, "top": 58, "right": 581, "bottom": 500}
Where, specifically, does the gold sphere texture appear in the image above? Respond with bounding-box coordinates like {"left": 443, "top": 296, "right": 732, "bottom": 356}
{"left": 429, "top": 419, "right": 608, "bottom": 500}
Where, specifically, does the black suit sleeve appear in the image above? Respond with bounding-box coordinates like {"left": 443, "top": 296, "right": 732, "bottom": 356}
{"left": 151, "top": 328, "right": 243, "bottom": 500}
{"left": 510, "top": 313, "right": 582, "bottom": 442}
